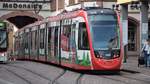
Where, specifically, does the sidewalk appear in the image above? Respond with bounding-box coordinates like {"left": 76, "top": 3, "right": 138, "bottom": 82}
{"left": 122, "top": 56, "right": 150, "bottom": 75}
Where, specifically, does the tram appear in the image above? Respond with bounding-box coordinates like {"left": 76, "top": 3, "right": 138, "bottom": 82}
{"left": 14, "top": 8, "right": 123, "bottom": 71}
{"left": 0, "top": 21, "right": 8, "bottom": 62}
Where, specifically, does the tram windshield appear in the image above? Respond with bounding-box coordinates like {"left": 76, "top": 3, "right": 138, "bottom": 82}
{"left": 0, "top": 30, "right": 7, "bottom": 49}
{"left": 89, "top": 14, "right": 120, "bottom": 50}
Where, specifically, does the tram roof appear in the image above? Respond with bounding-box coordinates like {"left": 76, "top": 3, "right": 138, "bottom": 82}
{"left": 21, "top": 8, "right": 115, "bottom": 32}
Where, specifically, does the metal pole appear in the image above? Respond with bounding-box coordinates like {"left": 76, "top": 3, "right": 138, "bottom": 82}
{"left": 121, "top": 4, "right": 128, "bottom": 63}
{"left": 140, "top": 1, "right": 148, "bottom": 56}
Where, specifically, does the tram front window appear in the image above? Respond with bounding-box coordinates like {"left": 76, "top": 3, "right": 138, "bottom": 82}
{"left": 89, "top": 14, "right": 119, "bottom": 50}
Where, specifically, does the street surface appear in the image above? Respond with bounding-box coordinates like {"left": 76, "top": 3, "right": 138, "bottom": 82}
{"left": 0, "top": 57, "right": 150, "bottom": 84}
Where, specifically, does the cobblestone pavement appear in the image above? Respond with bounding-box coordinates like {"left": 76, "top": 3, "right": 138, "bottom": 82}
{"left": 0, "top": 57, "right": 150, "bottom": 84}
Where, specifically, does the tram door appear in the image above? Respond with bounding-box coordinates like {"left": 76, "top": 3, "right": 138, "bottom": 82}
{"left": 54, "top": 27, "right": 59, "bottom": 63}
{"left": 48, "top": 22, "right": 60, "bottom": 64}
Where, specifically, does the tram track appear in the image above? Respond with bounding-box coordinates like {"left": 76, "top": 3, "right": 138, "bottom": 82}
{"left": 76, "top": 74, "right": 83, "bottom": 84}
{"left": 0, "top": 66, "right": 2, "bottom": 69}
{"left": 120, "top": 71, "right": 150, "bottom": 83}
{"left": 6, "top": 62, "right": 86, "bottom": 84}
{"left": 4, "top": 63, "right": 68, "bottom": 84}
{"left": 51, "top": 70, "right": 66, "bottom": 84}
{"left": 77, "top": 69, "right": 150, "bottom": 84}
{"left": 0, "top": 78, "right": 14, "bottom": 84}
{"left": 2, "top": 64, "right": 51, "bottom": 84}
{"left": 1, "top": 61, "right": 150, "bottom": 84}
{"left": 121, "top": 75, "right": 150, "bottom": 84}
{"left": 6, "top": 64, "right": 150, "bottom": 84}
{"left": 2, "top": 67, "right": 31, "bottom": 84}
{"left": 6, "top": 64, "right": 52, "bottom": 82}
{"left": 100, "top": 75, "right": 128, "bottom": 84}
{"left": 100, "top": 72, "right": 150, "bottom": 84}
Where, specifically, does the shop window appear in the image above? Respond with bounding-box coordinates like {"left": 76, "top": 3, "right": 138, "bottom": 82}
{"left": 128, "top": 20, "right": 137, "bottom": 51}
{"left": 78, "top": 0, "right": 101, "bottom": 2}
{"left": 51, "top": 0, "right": 56, "bottom": 11}
{"left": 58, "top": 0, "right": 64, "bottom": 10}
{"left": 69, "top": 0, "right": 75, "bottom": 5}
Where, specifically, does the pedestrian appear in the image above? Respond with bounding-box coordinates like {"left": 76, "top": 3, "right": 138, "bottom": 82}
{"left": 147, "top": 39, "right": 150, "bottom": 67}
{"left": 142, "top": 39, "right": 150, "bottom": 67}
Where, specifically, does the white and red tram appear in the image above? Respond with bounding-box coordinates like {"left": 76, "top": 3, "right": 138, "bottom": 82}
{"left": 14, "top": 8, "right": 123, "bottom": 71}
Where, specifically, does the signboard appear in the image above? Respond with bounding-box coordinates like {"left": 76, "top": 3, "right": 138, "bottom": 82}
{"left": 117, "top": 0, "right": 139, "bottom": 4}
{"left": 0, "top": 2, "right": 50, "bottom": 11}
{"left": 3, "top": 3, "right": 42, "bottom": 9}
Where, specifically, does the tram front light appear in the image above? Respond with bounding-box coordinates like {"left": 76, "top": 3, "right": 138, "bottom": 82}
{"left": 113, "top": 50, "right": 120, "bottom": 58}
{"left": 0, "top": 53, "right": 4, "bottom": 56}
{"left": 94, "top": 51, "right": 104, "bottom": 59}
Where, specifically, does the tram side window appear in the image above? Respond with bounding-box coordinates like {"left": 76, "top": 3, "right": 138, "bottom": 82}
{"left": 62, "top": 25, "right": 71, "bottom": 51}
{"left": 22, "top": 33, "right": 25, "bottom": 54}
{"left": 31, "top": 31, "right": 36, "bottom": 55}
{"left": 25, "top": 33, "right": 29, "bottom": 54}
{"left": 63, "top": 25, "right": 71, "bottom": 38}
{"left": 34, "top": 31, "right": 38, "bottom": 50}
{"left": 20, "top": 34, "right": 23, "bottom": 55}
{"left": 29, "top": 32, "right": 32, "bottom": 54}
{"left": 22, "top": 34, "right": 25, "bottom": 55}
{"left": 50, "top": 27, "right": 55, "bottom": 57}
{"left": 48, "top": 28, "right": 51, "bottom": 55}
{"left": 18, "top": 35, "right": 21, "bottom": 54}
{"left": 14, "top": 37, "right": 18, "bottom": 55}
{"left": 39, "top": 29, "right": 45, "bottom": 55}
{"left": 19, "top": 34, "right": 24, "bottom": 55}
{"left": 78, "top": 22, "right": 89, "bottom": 50}
{"left": 18, "top": 35, "right": 21, "bottom": 52}
{"left": 35, "top": 30, "right": 38, "bottom": 55}
{"left": 30, "top": 32, "right": 32, "bottom": 51}
{"left": 48, "top": 28, "right": 51, "bottom": 44}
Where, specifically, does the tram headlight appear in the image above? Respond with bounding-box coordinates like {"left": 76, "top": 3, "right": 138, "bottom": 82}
{"left": 113, "top": 50, "right": 120, "bottom": 58}
{"left": 0, "top": 53, "right": 4, "bottom": 56}
{"left": 94, "top": 51, "right": 104, "bottom": 59}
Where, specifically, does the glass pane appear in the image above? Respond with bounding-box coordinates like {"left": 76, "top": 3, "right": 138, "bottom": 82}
{"left": 39, "top": 29, "right": 45, "bottom": 55}
{"left": 78, "top": 22, "right": 89, "bottom": 50}
{"left": 89, "top": 14, "right": 119, "bottom": 50}
{"left": 0, "top": 31, "right": 7, "bottom": 48}
{"left": 128, "top": 26, "right": 136, "bottom": 51}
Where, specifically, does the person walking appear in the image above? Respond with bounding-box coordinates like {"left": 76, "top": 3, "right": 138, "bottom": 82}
{"left": 146, "top": 39, "right": 150, "bottom": 67}
{"left": 142, "top": 39, "right": 150, "bottom": 67}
